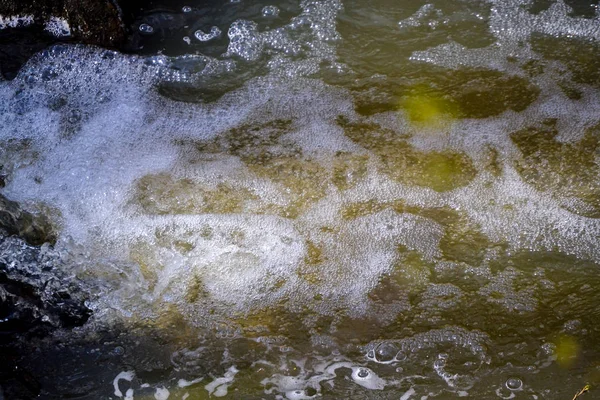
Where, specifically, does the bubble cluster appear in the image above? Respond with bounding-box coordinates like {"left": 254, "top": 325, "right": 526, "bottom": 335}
{"left": 44, "top": 16, "right": 71, "bottom": 37}
{"left": 194, "top": 26, "right": 221, "bottom": 42}
{"left": 262, "top": 5, "right": 280, "bottom": 18}
{"left": 0, "top": 14, "right": 34, "bottom": 29}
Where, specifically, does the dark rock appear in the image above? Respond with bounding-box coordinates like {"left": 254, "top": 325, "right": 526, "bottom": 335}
{"left": 0, "top": 232, "right": 91, "bottom": 399}
{"left": 0, "top": 0, "right": 126, "bottom": 79}
{"left": 0, "top": 26, "right": 56, "bottom": 80}
{"left": 0, "top": 232, "right": 91, "bottom": 339}
{"left": 0, "top": 0, "right": 125, "bottom": 47}
{"left": 0, "top": 193, "right": 56, "bottom": 246}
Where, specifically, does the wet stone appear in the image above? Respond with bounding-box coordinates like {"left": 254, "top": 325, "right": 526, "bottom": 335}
{"left": 0, "top": 194, "right": 56, "bottom": 246}
{"left": 0, "top": 0, "right": 126, "bottom": 79}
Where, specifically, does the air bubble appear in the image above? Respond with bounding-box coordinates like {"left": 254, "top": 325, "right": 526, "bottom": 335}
{"left": 375, "top": 342, "right": 398, "bottom": 363}
{"left": 262, "top": 5, "right": 280, "bottom": 17}
{"left": 183, "top": 36, "right": 191, "bottom": 45}
{"left": 367, "top": 350, "right": 375, "bottom": 359}
{"left": 286, "top": 389, "right": 313, "bottom": 400}
{"left": 357, "top": 368, "right": 369, "bottom": 378}
{"left": 395, "top": 351, "right": 407, "bottom": 361}
{"left": 139, "top": 23, "right": 154, "bottom": 34}
{"left": 182, "top": 6, "right": 192, "bottom": 13}
{"left": 505, "top": 378, "right": 523, "bottom": 391}
{"left": 434, "top": 359, "right": 446, "bottom": 368}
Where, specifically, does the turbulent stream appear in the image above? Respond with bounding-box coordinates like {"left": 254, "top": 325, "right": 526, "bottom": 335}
{"left": 2, "top": 0, "right": 600, "bottom": 398}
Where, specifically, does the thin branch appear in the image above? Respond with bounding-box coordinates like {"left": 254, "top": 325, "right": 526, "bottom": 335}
{"left": 572, "top": 385, "right": 590, "bottom": 400}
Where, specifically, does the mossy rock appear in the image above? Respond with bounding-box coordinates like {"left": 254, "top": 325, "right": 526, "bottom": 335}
{"left": 338, "top": 117, "right": 477, "bottom": 192}
{"left": 511, "top": 120, "right": 600, "bottom": 217}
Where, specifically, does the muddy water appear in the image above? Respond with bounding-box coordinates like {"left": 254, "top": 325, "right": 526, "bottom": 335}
{"left": 1, "top": 0, "right": 600, "bottom": 398}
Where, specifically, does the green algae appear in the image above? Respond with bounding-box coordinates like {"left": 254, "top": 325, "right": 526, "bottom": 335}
{"left": 511, "top": 120, "right": 600, "bottom": 217}
{"left": 348, "top": 68, "right": 540, "bottom": 118}
{"left": 341, "top": 200, "right": 492, "bottom": 266}
{"left": 337, "top": 116, "right": 477, "bottom": 192}
{"left": 135, "top": 173, "right": 258, "bottom": 215}
{"left": 530, "top": 34, "right": 600, "bottom": 88}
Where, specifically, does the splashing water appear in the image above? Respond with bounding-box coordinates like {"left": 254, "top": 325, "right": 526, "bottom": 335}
{"left": 2, "top": 0, "right": 600, "bottom": 398}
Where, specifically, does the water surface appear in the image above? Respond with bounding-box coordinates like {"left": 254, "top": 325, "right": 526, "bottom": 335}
{"left": 1, "top": 0, "right": 600, "bottom": 398}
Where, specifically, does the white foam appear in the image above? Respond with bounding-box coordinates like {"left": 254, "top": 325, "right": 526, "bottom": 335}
{"left": 113, "top": 371, "right": 135, "bottom": 398}
{"left": 44, "top": 16, "right": 71, "bottom": 37}
{"left": 154, "top": 387, "right": 170, "bottom": 400}
{"left": 205, "top": 366, "right": 238, "bottom": 397}
{"left": 0, "top": 14, "right": 34, "bottom": 29}
{"left": 1, "top": 0, "right": 600, "bottom": 354}
{"left": 400, "top": 387, "right": 416, "bottom": 400}
{"left": 351, "top": 367, "right": 386, "bottom": 390}
{"left": 177, "top": 377, "right": 203, "bottom": 388}
{"left": 410, "top": 0, "right": 600, "bottom": 73}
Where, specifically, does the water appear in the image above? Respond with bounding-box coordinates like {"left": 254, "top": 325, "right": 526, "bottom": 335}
{"left": 1, "top": 0, "right": 600, "bottom": 398}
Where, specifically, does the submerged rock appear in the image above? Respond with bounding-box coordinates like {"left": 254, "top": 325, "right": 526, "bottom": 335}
{"left": 0, "top": 193, "right": 56, "bottom": 246}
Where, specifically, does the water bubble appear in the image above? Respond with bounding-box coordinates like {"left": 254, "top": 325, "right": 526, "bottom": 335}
{"left": 182, "top": 6, "right": 192, "bottom": 13}
{"left": 434, "top": 359, "right": 446, "bottom": 368}
{"left": 113, "top": 346, "right": 125, "bottom": 356}
{"left": 262, "top": 5, "right": 280, "bottom": 17}
{"left": 395, "top": 351, "right": 407, "bottom": 361}
{"left": 506, "top": 378, "right": 523, "bottom": 391}
{"left": 367, "top": 350, "right": 375, "bottom": 359}
{"left": 139, "top": 23, "right": 154, "bottom": 35}
{"left": 357, "top": 368, "right": 369, "bottom": 378}
{"left": 183, "top": 36, "right": 191, "bottom": 45}
{"left": 375, "top": 342, "right": 398, "bottom": 363}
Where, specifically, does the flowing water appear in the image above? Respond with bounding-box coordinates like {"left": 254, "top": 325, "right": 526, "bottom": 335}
{"left": 2, "top": 0, "right": 600, "bottom": 398}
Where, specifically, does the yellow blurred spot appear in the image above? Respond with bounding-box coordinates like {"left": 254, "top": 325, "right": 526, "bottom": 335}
{"left": 556, "top": 335, "right": 580, "bottom": 368}
{"left": 402, "top": 88, "right": 458, "bottom": 129}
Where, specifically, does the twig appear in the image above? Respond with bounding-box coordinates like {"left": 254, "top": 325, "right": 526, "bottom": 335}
{"left": 572, "top": 385, "right": 590, "bottom": 400}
